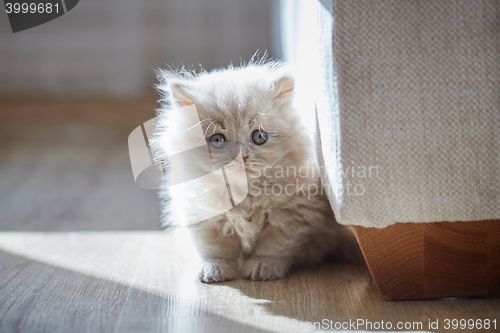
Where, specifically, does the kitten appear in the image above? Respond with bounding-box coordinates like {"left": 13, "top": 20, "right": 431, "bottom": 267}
{"left": 152, "top": 62, "right": 354, "bottom": 282}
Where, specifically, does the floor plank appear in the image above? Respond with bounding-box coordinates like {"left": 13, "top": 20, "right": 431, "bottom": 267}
{"left": 0, "top": 230, "right": 499, "bottom": 333}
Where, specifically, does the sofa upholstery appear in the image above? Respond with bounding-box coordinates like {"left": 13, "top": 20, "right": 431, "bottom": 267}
{"left": 282, "top": 0, "right": 500, "bottom": 228}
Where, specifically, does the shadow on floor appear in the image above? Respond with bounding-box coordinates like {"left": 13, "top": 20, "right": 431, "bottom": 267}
{"left": 0, "top": 249, "right": 274, "bottom": 333}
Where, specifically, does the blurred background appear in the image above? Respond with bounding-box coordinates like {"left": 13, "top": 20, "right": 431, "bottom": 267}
{"left": 0, "top": 0, "right": 281, "bottom": 231}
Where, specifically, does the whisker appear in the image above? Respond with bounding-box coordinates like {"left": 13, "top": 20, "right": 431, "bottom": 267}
{"left": 208, "top": 128, "right": 217, "bottom": 137}
{"left": 196, "top": 137, "right": 207, "bottom": 148}
{"left": 204, "top": 120, "right": 217, "bottom": 138}
{"left": 260, "top": 124, "right": 277, "bottom": 136}
{"left": 245, "top": 117, "right": 256, "bottom": 129}
{"left": 185, "top": 119, "right": 211, "bottom": 133}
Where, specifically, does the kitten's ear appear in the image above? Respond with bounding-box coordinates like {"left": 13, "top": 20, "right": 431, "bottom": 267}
{"left": 272, "top": 73, "right": 294, "bottom": 106}
{"left": 169, "top": 80, "right": 195, "bottom": 107}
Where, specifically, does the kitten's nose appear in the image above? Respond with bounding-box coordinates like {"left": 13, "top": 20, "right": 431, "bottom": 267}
{"left": 232, "top": 146, "right": 249, "bottom": 161}
{"left": 234, "top": 153, "right": 248, "bottom": 162}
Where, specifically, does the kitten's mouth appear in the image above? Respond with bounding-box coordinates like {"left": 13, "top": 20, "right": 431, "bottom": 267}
{"left": 225, "top": 152, "right": 247, "bottom": 171}
{"left": 225, "top": 160, "right": 246, "bottom": 172}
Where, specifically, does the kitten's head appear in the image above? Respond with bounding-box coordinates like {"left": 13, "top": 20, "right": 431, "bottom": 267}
{"left": 154, "top": 63, "right": 311, "bottom": 192}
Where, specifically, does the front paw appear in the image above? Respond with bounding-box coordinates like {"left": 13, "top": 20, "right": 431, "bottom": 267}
{"left": 242, "top": 257, "right": 289, "bottom": 281}
{"left": 198, "top": 260, "right": 238, "bottom": 283}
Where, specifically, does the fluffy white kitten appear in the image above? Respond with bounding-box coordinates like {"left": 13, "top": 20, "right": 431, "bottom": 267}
{"left": 152, "top": 62, "right": 354, "bottom": 283}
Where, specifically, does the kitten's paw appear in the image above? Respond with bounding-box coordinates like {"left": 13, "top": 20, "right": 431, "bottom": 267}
{"left": 242, "top": 257, "right": 289, "bottom": 281}
{"left": 198, "top": 260, "right": 238, "bottom": 283}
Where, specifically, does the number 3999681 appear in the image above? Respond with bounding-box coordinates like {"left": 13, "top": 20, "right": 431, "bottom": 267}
{"left": 443, "top": 319, "right": 497, "bottom": 330}
{"left": 5, "top": 2, "right": 60, "bottom": 14}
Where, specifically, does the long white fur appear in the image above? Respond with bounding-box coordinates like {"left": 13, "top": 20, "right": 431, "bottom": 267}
{"left": 151, "top": 62, "right": 355, "bottom": 282}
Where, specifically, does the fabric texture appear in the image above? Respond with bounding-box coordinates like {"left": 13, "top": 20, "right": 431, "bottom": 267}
{"left": 286, "top": 0, "right": 500, "bottom": 227}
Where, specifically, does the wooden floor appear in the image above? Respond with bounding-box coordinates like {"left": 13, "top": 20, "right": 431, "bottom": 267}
{"left": 0, "top": 96, "right": 161, "bottom": 231}
{"left": 0, "top": 97, "right": 499, "bottom": 333}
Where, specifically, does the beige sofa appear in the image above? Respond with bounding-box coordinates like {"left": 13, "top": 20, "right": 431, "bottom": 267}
{"left": 281, "top": 0, "right": 500, "bottom": 300}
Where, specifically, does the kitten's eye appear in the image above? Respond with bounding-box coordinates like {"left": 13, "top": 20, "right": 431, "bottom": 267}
{"left": 209, "top": 133, "right": 227, "bottom": 149}
{"left": 251, "top": 130, "right": 268, "bottom": 145}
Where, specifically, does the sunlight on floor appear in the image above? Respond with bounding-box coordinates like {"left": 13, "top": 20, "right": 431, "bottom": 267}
{"left": 0, "top": 230, "right": 345, "bottom": 332}
{"left": 0, "top": 230, "right": 431, "bottom": 332}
